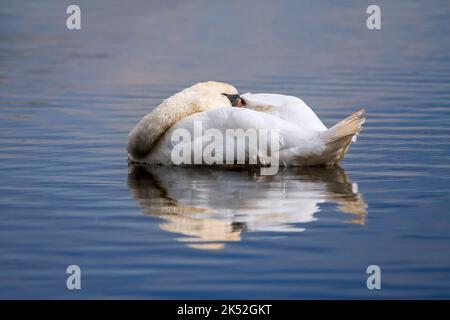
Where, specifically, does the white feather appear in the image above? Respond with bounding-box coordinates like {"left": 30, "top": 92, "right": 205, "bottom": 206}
{"left": 129, "top": 87, "right": 365, "bottom": 166}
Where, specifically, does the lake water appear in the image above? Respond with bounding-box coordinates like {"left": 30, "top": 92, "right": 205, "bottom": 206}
{"left": 1, "top": 0, "right": 450, "bottom": 299}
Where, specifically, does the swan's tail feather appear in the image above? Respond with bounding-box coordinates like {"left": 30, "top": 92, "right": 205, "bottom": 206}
{"left": 319, "top": 109, "right": 365, "bottom": 165}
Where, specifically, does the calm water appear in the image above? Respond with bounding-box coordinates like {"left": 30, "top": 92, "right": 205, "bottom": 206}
{"left": 1, "top": 0, "right": 450, "bottom": 299}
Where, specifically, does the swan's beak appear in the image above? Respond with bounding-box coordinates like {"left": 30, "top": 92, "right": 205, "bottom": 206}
{"left": 223, "top": 94, "right": 246, "bottom": 107}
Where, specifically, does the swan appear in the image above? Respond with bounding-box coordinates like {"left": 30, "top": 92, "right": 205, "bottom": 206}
{"left": 127, "top": 81, "right": 365, "bottom": 167}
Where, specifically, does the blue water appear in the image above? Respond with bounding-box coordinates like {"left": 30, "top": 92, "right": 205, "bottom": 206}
{"left": 1, "top": 0, "right": 450, "bottom": 299}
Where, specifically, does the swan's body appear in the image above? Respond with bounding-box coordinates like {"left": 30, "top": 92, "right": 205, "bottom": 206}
{"left": 128, "top": 82, "right": 365, "bottom": 167}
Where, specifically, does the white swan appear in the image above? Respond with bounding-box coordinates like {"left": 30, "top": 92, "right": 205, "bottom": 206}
{"left": 127, "top": 81, "right": 365, "bottom": 166}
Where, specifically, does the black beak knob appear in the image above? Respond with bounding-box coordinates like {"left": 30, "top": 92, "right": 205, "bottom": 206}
{"left": 223, "top": 94, "right": 243, "bottom": 107}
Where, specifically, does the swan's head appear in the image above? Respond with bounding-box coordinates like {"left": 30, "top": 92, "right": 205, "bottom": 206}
{"left": 188, "top": 81, "right": 245, "bottom": 111}
{"left": 128, "top": 81, "right": 245, "bottom": 160}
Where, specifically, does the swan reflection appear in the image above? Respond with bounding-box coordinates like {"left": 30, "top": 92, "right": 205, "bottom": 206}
{"left": 127, "top": 165, "right": 367, "bottom": 250}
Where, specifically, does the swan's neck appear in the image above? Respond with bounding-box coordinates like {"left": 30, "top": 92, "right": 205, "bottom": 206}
{"left": 127, "top": 92, "right": 199, "bottom": 159}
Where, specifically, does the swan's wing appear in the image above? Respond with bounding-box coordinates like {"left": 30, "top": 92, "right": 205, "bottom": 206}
{"left": 241, "top": 93, "right": 328, "bottom": 132}
{"left": 183, "top": 107, "right": 317, "bottom": 147}
{"left": 242, "top": 92, "right": 304, "bottom": 109}
{"left": 145, "top": 107, "right": 326, "bottom": 165}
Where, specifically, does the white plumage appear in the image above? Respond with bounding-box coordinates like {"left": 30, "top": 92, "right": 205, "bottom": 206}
{"left": 128, "top": 81, "right": 365, "bottom": 167}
